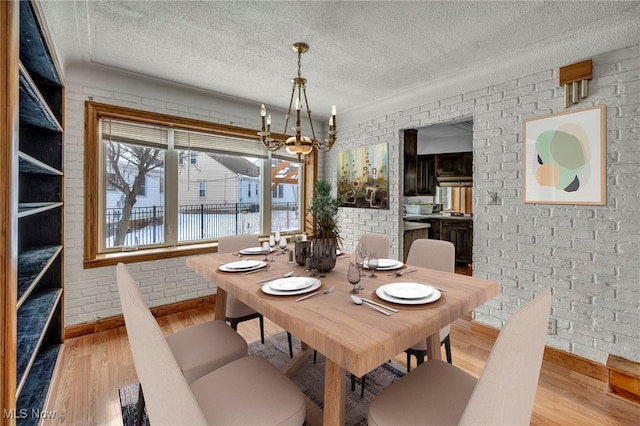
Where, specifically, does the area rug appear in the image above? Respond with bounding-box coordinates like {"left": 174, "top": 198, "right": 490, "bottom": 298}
{"left": 119, "top": 331, "right": 405, "bottom": 425}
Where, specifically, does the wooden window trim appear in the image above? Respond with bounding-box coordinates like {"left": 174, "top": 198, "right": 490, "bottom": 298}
{"left": 84, "top": 101, "right": 315, "bottom": 268}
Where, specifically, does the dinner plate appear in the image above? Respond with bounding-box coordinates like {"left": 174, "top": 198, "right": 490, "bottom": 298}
{"left": 269, "top": 278, "right": 315, "bottom": 292}
{"left": 376, "top": 283, "right": 441, "bottom": 305}
{"left": 384, "top": 282, "right": 433, "bottom": 299}
{"left": 363, "top": 259, "right": 404, "bottom": 271}
{"left": 219, "top": 260, "right": 266, "bottom": 272}
{"left": 261, "top": 278, "right": 322, "bottom": 296}
{"left": 239, "top": 246, "right": 274, "bottom": 255}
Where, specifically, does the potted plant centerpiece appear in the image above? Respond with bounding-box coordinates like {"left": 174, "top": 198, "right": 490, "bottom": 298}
{"left": 307, "top": 180, "right": 344, "bottom": 272}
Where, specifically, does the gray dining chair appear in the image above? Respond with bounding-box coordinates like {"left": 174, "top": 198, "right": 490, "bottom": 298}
{"left": 369, "top": 288, "right": 552, "bottom": 426}
{"left": 218, "top": 234, "right": 265, "bottom": 343}
{"left": 117, "top": 262, "right": 307, "bottom": 426}
{"left": 404, "top": 238, "right": 455, "bottom": 370}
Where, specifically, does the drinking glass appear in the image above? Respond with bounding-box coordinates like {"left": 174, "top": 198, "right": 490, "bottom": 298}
{"left": 368, "top": 252, "right": 379, "bottom": 278}
{"left": 262, "top": 241, "right": 271, "bottom": 262}
{"left": 348, "top": 263, "right": 361, "bottom": 294}
{"left": 268, "top": 234, "right": 276, "bottom": 261}
{"left": 357, "top": 242, "right": 367, "bottom": 276}
{"left": 279, "top": 235, "right": 288, "bottom": 251}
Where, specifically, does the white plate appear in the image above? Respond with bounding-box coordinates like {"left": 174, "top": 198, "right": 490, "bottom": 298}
{"left": 384, "top": 282, "right": 433, "bottom": 299}
{"left": 261, "top": 278, "right": 322, "bottom": 296}
{"left": 219, "top": 260, "right": 266, "bottom": 272}
{"left": 269, "top": 278, "right": 315, "bottom": 292}
{"left": 376, "top": 283, "right": 441, "bottom": 305}
{"left": 239, "top": 246, "right": 274, "bottom": 255}
{"left": 363, "top": 259, "right": 404, "bottom": 271}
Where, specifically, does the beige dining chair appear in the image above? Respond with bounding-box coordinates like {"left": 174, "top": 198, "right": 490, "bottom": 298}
{"left": 115, "top": 263, "right": 248, "bottom": 423}
{"left": 404, "top": 238, "right": 455, "bottom": 370}
{"left": 219, "top": 234, "right": 297, "bottom": 357}
{"left": 368, "top": 288, "right": 552, "bottom": 426}
{"left": 358, "top": 233, "right": 390, "bottom": 258}
{"left": 218, "top": 234, "right": 265, "bottom": 344}
{"left": 117, "top": 262, "right": 307, "bottom": 426}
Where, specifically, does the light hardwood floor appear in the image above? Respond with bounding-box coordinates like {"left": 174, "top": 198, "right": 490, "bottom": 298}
{"left": 44, "top": 305, "right": 640, "bottom": 425}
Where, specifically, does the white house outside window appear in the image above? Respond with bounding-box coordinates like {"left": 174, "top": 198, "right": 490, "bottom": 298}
{"left": 99, "top": 117, "right": 304, "bottom": 252}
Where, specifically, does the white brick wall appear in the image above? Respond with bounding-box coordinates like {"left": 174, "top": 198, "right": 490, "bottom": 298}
{"left": 63, "top": 46, "right": 639, "bottom": 364}
{"left": 321, "top": 45, "right": 640, "bottom": 364}
{"left": 62, "top": 64, "right": 278, "bottom": 325}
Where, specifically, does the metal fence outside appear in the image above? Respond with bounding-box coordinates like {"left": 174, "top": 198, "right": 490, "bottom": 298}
{"left": 105, "top": 202, "right": 299, "bottom": 248}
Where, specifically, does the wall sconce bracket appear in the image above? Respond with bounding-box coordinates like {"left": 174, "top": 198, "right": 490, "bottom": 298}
{"left": 559, "top": 59, "right": 592, "bottom": 108}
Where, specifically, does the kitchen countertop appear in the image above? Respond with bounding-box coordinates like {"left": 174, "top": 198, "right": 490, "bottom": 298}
{"left": 404, "top": 213, "right": 473, "bottom": 221}
{"left": 403, "top": 222, "right": 432, "bottom": 231}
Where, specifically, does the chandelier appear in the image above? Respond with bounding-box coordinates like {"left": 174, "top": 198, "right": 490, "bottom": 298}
{"left": 259, "top": 42, "right": 337, "bottom": 160}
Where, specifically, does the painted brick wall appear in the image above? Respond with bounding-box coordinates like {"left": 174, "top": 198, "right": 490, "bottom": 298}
{"left": 63, "top": 65, "right": 268, "bottom": 325}
{"left": 322, "top": 45, "right": 640, "bottom": 364}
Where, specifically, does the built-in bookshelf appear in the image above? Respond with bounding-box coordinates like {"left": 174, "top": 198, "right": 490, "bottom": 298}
{"left": 4, "top": 1, "right": 65, "bottom": 424}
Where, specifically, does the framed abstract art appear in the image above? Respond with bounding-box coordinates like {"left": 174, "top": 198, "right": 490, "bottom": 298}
{"left": 337, "top": 142, "right": 389, "bottom": 209}
{"left": 523, "top": 105, "right": 606, "bottom": 205}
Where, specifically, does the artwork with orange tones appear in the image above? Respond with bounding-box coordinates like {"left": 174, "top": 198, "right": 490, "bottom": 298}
{"left": 524, "top": 105, "right": 606, "bottom": 205}
{"left": 337, "top": 142, "right": 389, "bottom": 209}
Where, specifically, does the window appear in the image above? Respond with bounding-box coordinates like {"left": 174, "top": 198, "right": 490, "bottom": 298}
{"left": 84, "top": 102, "right": 311, "bottom": 267}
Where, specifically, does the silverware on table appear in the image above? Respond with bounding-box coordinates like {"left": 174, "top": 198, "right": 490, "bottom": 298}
{"left": 241, "top": 266, "right": 272, "bottom": 276}
{"left": 388, "top": 268, "right": 416, "bottom": 276}
{"left": 351, "top": 295, "right": 390, "bottom": 316}
{"left": 359, "top": 297, "right": 399, "bottom": 313}
{"left": 295, "top": 286, "right": 334, "bottom": 302}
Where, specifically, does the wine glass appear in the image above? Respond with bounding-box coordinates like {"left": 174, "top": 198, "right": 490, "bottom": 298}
{"left": 268, "top": 234, "right": 276, "bottom": 261}
{"left": 368, "top": 252, "right": 379, "bottom": 278}
{"left": 357, "top": 242, "right": 367, "bottom": 276}
{"left": 276, "top": 234, "right": 287, "bottom": 253}
{"left": 348, "top": 263, "right": 361, "bottom": 294}
{"left": 262, "top": 241, "right": 271, "bottom": 262}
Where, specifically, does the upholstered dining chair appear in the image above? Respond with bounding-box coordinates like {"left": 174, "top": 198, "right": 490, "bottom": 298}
{"left": 404, "top": 238, "right": 455, "bottom": 370}
{"left": 358, "top": 233, "right": 390, "bottom": 258}
{"left": 218, "top": 234, "right": 265, "bottom": 344}
{"left": 115, "top": 263, "right": 248, "bottom": 423}
{"left": 368, "top": 288, "right": 552, "bottom": 426}
{"left": 117, "top": 262, "right": 307, "bottom": 426}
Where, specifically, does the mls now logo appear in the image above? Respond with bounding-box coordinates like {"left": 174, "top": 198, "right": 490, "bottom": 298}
{"left": 3, "top": 409, "right": 56, "bottom": 419}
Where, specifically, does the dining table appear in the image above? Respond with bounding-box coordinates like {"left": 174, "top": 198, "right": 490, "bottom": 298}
{"left": 187, "top": 247, "right": 500, "bottom": 426}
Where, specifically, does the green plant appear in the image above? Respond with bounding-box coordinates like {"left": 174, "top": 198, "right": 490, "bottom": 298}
{"left": 307, "top": 180, "right": 344, "bottom": 241}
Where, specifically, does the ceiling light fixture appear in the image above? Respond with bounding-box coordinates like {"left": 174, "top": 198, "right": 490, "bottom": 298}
{"left": 259, "top": 42, "right": 337, "bottom": 160}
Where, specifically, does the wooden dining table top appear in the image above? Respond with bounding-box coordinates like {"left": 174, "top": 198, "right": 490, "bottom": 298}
{"left": 187, "top": 250, "right": 500, "bottom": 377}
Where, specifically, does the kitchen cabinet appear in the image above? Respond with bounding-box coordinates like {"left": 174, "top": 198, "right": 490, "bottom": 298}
{"left": 404, "top": 137, "right": 472, "bottom": 194}
{"left": 416, "top": 155, "right": 436, "bottom": 195}
{"left": 403, "top": 129, "right": 418, "bottom": 195}
{"left": 2, "top": 1, "right": 65, "bottom": 423}
{"left": 427, "top": 218, "right": 473, "bottom": 264}
{"left": 435, "top": 152, "right": 473, "bottom": 186}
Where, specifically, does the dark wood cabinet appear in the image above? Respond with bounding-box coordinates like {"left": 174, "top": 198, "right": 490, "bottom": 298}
{"left": 427, "top": 219, "right": 473, "bottom": 264}
{"left": 441, "top": 220, "right": 473, "bottom": 264}
{"left": 2, "top": 1, "right": 65, "bottom": 422}
{"left": 403, "top": 129, "right": 418, "bottom": 195}
{"left": 416, "top": 155, "right": 436, "bottom": 195}
{"left": 404, "top": 141, "right": 472, "bottom": 195}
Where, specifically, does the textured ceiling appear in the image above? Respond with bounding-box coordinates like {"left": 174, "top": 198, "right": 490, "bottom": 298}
{"left": 39, "top": 1, "right": 640, "bottom": 119}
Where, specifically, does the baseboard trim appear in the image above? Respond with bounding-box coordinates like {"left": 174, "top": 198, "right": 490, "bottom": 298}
{"left": 471, "top": 321, "right": 609, "bottom": 383}
{"left": 471, "top": 320, "right": 640, "bottom": 405}
{"left": 65, "top": 295, "right": 217, "bottom": 339}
